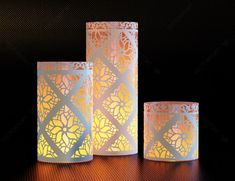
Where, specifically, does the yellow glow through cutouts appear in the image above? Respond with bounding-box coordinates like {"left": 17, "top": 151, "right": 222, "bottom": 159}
{"left": 87, "top": 22, "right": 138, "bottom": 155}
{"left": 144, "top": 102, "right": 199, "bottom": 161}
{"left": 37, "top": 62, "right": 93, "bottom": 163}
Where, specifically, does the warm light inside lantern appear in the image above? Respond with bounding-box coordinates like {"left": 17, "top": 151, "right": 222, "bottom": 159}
{"left": 37, "top": 62, "right": 93, "bottom": 163}
{"left": 87, "top": 22, "right": 138, "bottom": 155}
{"left": 144, "top": 102, "right": 199, "bottom": 161}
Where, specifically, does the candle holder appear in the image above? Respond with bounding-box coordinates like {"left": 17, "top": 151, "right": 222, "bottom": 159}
{"left": 144, "top": 102, "right": 199, "bottom": 161}
{"left": 86, "top": 22, "right": 138, "bottom": 155}
{"left": 37, "top": 62, "right": 93, "bottom": 163}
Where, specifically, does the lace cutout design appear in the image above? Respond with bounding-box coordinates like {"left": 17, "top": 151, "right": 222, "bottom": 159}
{"left": 92, "top": 110, "right": 118, "bottom": 151}
{"left": 72, "top": 134, "right": 92, "bottom": 158}
{"left": 163, "top": 117, "right": 195, "bottom": 157}
{"left": 127, "top": 116, "right": 137, "bottom": 143}
{"left": 45, "top": 105, "right": 85, "bottom": 154}
{"left": 48, "top": 74, "right": 80, "bottom": 96}
{"left": 104, "top": 32, "right": 136, "bottom": 73}
{"left": 37, "top": 76, "right": 60, "bottom": 122}
{"left": 144, "top": 102, "right": 198, "bottom": 161}
{"left": 107, "top": 135, "right": 132, "bottom": 152}
{"left": 93, "top": 58, "right": 117, "bottom": 99}
{"left": 87, "top": 22, "right": 138, "bottom": 155}
{"left": 38, "top": 135, "right": 57, "bottom": 158}
{"left": 146, "top": 141, "right": 174, "bottom": 159}
{"left": 37, "top": 62, "right": 93, "bottom": 162}
{"left": 103, "top": 84, "right": 133, "bottom": 125}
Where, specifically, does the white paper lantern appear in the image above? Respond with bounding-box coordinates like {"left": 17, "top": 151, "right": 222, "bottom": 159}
{"left": 86, "top": 22, "right": 138, "bottom": 155}
{"left": 37, "top": 62, "right": 93, "bottom": 163}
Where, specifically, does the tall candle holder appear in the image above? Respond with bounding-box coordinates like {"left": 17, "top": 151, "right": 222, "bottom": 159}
{"left": 87, "top": 22, "right": 138, "bottom": 155}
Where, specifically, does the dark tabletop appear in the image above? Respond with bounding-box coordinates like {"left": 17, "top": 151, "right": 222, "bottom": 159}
{"left": 3, "top": 150, "right": 232, "bottom": 181}
{"left": 12, "top": 156, "right": 206, "bottom": 180}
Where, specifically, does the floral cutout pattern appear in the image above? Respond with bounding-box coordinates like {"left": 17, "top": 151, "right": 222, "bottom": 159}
{"left": 71, "top": 76, "right": 93, "bottom": 122}
{"left": 38, "top": 135, "right": 57, "bottom": 158}
{"left": 127, "top": 116, "right": 137, "bottom": 143}
{"left": 38, "top": 62, "right": 93, "bottom": 162}
{"left": 92, "top": 109, "right": 118, "bottom": 151}
{"left": 146, "top": 141, "right": 174, "bottom": 159}
{"left": 45, "top": 105, "right": 85, "bottom": 154}
{"left": 87, "top": 22, "right": 138, "bottom": 155}
{"left": 48, "top": 74, "right": 80, "bottom": 96}
{"left": 88, "top": 30, "right": 110, "bottom": 48}
{"left": 107, "top": 135, "right": 132, "bottom": 152}
{"left": 93, "top": 58, "right": 117, "bottom": 99}
{"left": 163, "top": 116, "right": 195, "bottom": 157}
{"left": 149, "top": 113, "right": 172, "bottom": 131}
{"left": 104, "top": 32, "right": 136, "bottom": 73}
{"left": 127, "top": 63, "right": 138, "bottom": 94}
{"left": 72, "top": 134, "right": 92, "bottom": 158}
{"left": 103, "top": 84, "right": 133, "bottom": 125}
{"left": 144, "top": 102, "right": 198, "bottom": 161}
{"left": 37, "top": 76, "right": 60, "bottom": 122}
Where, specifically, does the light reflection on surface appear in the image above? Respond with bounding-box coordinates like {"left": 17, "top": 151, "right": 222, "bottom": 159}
{"left": 21, "top": 155, "right": 203, "bottom": 180}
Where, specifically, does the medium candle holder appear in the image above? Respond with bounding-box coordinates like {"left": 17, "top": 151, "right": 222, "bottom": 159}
{"left": 37, "top": 62, "right": 93, "bottom": 163}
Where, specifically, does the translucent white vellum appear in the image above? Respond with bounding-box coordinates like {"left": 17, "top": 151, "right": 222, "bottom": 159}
{"left": 86, "top": 22, "right": 138, "bottom": 155}
{"left": 144, "top": 102, "right": 199, "bottom": 161}
{"left": 37, "top": 62, "right": 93, "bottom": 163}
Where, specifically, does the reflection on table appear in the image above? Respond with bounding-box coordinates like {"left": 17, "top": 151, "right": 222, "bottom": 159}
{"left": 20, "top": 155, "right": 203, "bottom": 180}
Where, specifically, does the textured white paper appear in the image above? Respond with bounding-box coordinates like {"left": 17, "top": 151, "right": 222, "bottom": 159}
{"left": 37, "top": 62, "right": 93, "bottom": 163}
{"left": 144, "top": 102, "right": 199, "bottom": 161}
{"left": 87, "top": 22, "right": 138, "bottom": 155}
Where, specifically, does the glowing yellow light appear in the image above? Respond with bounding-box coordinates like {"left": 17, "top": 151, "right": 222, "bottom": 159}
{"left": 144, "top": 102, "right": 199, "bottom": 161}
{"left": 37, "top": 62, "right": 93, "bottom": 163}
{"left": 87, "top": 22, "right": 138, "bottom": 155}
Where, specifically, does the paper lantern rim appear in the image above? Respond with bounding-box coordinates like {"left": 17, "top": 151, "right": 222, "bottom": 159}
{"left": 37, "top": 61, "right": 92, "bottom": 64}
{"left": 86, "top": 21, "right": 138, "bottom": 23}
{"left": 86, "top": 21, "right": 138, "bottom": 30}
{"left": 37, "top": 61, "right": 93, "bottom": 70}
{"left": 144, "top": 101, "right": 199, "bottom": 113}
{"left": 144, "top": 101, "right": 199, "bottom": 105}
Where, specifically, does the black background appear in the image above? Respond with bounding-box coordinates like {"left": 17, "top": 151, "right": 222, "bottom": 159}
{"left": 0, "top": 0, "right": 234, "bottom": 180}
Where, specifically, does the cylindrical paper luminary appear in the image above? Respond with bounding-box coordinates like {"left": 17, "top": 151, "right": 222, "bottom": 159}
{"left": 144, "top": 102, "right": 199, "bottom": 161}
{"left": 86, "top": 22, "right": 138, "bottom": 155}
{"left": 37, "top": 62, "right": 93, "bottom": 163}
